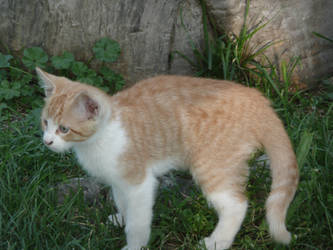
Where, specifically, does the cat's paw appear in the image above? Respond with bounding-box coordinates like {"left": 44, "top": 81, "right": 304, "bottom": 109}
{"left": 203, "top": 236, "right": 231, "bottom": 250}
{"left": 108, "top": 213, "right": 124, "bottom": 227}
{"left": 121, "top": 245, "right": 144, "bottom": 250}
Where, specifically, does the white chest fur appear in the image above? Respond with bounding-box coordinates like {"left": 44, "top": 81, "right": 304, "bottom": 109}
{"left": 73, "top": 119, "right": 128, "bottom": 186}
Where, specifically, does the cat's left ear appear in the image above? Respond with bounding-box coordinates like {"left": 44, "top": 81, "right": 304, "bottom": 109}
{"left": 72, "top": 91, "right": 99, "bottom": 120}
{"left": 36, "top": 67, "right": 55, "bottom": 97}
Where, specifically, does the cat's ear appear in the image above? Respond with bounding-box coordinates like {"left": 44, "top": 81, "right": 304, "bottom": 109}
{"left": 36, "top": 67, "right": 56, "bottom": 97}
{"left": 72, "top": 91, "right": 99, "bottom": 120}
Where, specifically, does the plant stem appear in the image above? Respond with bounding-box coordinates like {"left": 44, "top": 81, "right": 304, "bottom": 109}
{"left": 9, "top": 66, "right": 36, "bottom": 79}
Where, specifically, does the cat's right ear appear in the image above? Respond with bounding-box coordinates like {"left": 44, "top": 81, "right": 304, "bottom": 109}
{"left": 36, "top": 67, "right": 55, "bottom": 98}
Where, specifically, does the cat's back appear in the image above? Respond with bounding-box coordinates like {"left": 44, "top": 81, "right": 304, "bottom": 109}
{"left": 113, "top": 75, "right": 268, "bottom": 110}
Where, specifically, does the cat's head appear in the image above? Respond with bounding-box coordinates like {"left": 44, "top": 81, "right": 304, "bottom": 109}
{"left": 37, "top": 68, "right": 110, "bottom": 153}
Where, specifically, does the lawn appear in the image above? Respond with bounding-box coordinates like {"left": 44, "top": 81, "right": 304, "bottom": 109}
{"left": 1, "top": 68, "right": 332, "bottom": 249}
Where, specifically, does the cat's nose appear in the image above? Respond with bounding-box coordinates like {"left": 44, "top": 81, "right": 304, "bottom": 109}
{"left": 44, "top": 140, "right": 53, "bottom": 146}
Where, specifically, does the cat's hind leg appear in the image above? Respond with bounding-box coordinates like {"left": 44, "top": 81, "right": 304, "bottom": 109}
{"left": 204, "top": 191, "right": 248, "bottom": 250}
{"left": 192, "top": 157, "right": 249, "bottom": 250}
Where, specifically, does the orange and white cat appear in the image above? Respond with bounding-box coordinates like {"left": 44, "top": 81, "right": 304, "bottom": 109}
{"left": 37, "top": 67, "right": 298, "bottom": 250}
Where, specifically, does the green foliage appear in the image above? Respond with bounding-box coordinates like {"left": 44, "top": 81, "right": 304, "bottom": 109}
{"left": 0, "top": 80, "right": 20, "bottom": 100}
{"left": 313, "top": 32, "right": 333, "bottom": 43}
{"left": 51, "top": 51, "right": 75, "bottom": 70}
{"left": 100, "top": 66, "right": 125, "bottom": 92}
{"left": 22, "top": 47, "right": 49, "bottom": 70}
{"left": 93, "top": 37, "right": 121, "bottom": 63}
{"left": 321, "top": 78, "right": 333, "bottom": 101}
{"left": 71, "top": 61, "right": 90, "bottom": 76}
{"left": 312, "top": 32, "right": 333, "bottom": 103}
{"left": 0, "top": 53, "right": 12, "bottom": 67}
{"left": 0, "top": 37, "right": 125, "bottom": 116}
{"left": 175, "top": 0, "right": 276, "bottom": 82}
{"left": 296, "top": 130, "right": 314, "bottom": 169}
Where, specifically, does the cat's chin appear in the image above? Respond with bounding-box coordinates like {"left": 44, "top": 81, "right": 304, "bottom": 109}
{"left": 46, "top": 144, "right": 72, "bottom": 153}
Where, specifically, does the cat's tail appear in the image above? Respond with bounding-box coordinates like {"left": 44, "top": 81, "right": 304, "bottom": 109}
{"left": 260, "top": 114, "right": 299, "bottom": 244}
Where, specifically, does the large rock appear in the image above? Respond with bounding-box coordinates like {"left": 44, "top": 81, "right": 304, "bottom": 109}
{"left": 205, "top": 0, "right": 333, "bottom": 84}
{"left": 0, "top": 0, "right": 332, "bottom": 85}
{"left": 0, "top": 0, "right": 203, "bottom": 84}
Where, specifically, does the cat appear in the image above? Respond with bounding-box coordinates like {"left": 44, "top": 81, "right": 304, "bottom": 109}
{"left": 37, "top": 67, "right": 298, "bottom": 250}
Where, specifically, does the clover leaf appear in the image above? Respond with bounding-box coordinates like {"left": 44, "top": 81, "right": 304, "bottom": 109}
{"left": 0, "top": 80, "right": 21, "bottom": 101}
{"left": 93, "top": 38, "right": 121, "bottom": 63}
{"left": 100, "top": 66, "right": 125, "bottom": 91}
{"left": 71, "top": 61, "right": 89, "bottom": 77}
{"left": 22, "top": 47, "right": 48, "bottom": 70}
{"left": 0, "top": 53, "right": 13, "bottom": 68}
{"left": 51, "top": 52, "right": 75, "bottom": 70}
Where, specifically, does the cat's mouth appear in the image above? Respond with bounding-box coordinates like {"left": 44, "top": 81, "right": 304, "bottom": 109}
{"left": 43, "top": 141, "right": 71, "bottom": 153}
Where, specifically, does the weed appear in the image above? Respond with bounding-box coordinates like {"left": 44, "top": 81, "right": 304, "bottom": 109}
{"left": 175, "top": 0, "right": 277, "bottom": 83}
{"left": 313, "top": 32, "right": 333, "bottom": 43}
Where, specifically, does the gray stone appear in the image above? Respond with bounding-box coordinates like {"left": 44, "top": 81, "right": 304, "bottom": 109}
{"left": 0, "top": 0, "right": 332, "bottom": 85}
{"left": 205, "top": 0, "right": 333, "bottom": 84}
{"left": 56, "top": 177, "right": 105, "bottom": 205}
{"left": 0, "top": 0, "right": 202, "bottom": 84}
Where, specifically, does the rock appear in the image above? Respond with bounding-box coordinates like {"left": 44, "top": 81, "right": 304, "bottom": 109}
{"left": 56, "top": 177, "right": 105, "bottom": 205}
{"left": 205, "top": 0, "right": 333, "bottom": 85}
{"left": 0, "top": 0, "right": 332, "bottom": 85}
{"left": 158, "top": 171, "right": 195, "bottom": 195}
{"left": 0, "top": 0, "right": 203, "bottom": 84}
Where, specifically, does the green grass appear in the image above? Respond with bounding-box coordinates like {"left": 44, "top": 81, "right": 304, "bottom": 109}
{"left": 0, "top": 81, "right": 332, "bottom": 249}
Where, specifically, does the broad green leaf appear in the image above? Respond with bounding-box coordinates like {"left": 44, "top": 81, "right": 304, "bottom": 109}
{"left": 71, "top": 61, "right": 89, "bottom": 77}
{"left": 99, "top": 66, "right": 118, "bottom": 82}
{"left": 93, "top": 38, "right": 121, "bottom": 62}
{"left": 0, "top": 69, "right": 7, "bottom": 80}
{"left": 51, "top": 52, "right": 75, "bottom": 70}
{"left": 0, "top": 53, "right": 13, "bottom": 68}
{"left": 77, "top": 75, "right": 108, "bottom": 91}
{"left": 0, "top": 80, "right": 20, "bottom": 100}
{"left": 0, "top": 102, "right": 8, "bottom": 112}
{"left": 9, "top": 67, "right": 24, "bottom": 80}
{"left": 100, "top": 66, "right": 124, "bottom": 91}
{"left": 22, "top": 47, "right": 48, "bottom": 70}
{"left": 296, "top": 131, "right": 314, "bottom": 169}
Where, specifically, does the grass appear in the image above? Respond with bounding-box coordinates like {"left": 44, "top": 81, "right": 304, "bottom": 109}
{"left": 1, "top": 0, "right": 333, "bottom": 249}
{"left": 0, "top": 93, "right": 332, "bottom": 249}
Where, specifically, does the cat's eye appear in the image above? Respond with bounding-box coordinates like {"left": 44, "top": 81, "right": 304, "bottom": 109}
{"left": 43, "top": 119, "right": 48, "bottom": 126}
{"left": 59, "top": 125, "right": 69, "bottom": 134}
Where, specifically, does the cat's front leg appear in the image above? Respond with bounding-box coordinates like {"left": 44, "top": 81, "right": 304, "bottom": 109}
{"left": 121, "top": 174, "right": 158, "bottom": 250}
{"left": 109, "top": 186, "right": 126, "bottom": 227}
